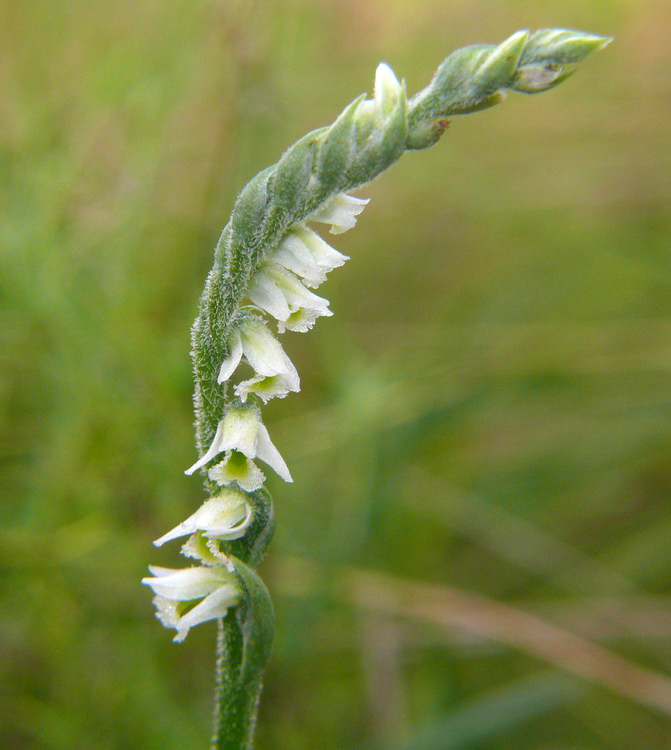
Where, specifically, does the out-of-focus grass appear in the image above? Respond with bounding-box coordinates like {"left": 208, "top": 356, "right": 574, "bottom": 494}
{"left": 2, "top": 1, "right": 671, "bottom": 748}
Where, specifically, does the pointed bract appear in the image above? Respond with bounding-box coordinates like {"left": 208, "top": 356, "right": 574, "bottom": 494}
{"left": 374, "top": 62, "right": 403, "bottom": 118}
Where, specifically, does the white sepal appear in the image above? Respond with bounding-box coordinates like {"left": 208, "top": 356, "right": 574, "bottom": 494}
{"left": 217, "top": 330, "right": 243, "bottom": 383}
{"left": 273, "top": 226, "right": 348, "bottom": 288}
{"left": 273, "top": 233, "right": 328, "bottom": 288}
{"left": 295, "top": 225, "right": 349, "bottom": 272}
{"left": 248, "top": 272, "right": 291, "bottom": 321}
{"left": 170, "top": 585, "right": 240, "bottom": 642}
{"left": 152, "top": 489, "right": 252, "bottom": 547}
{"left": 255, "top": 422, "right": 292, "bottom": 483}
{"left": 142, "top": 564, "right": 232, "bottom": 601}
{"left": 309, "top": 193, "right": 369, "bottom": 234}
{"left": 266, "top": 265, "right": 331, "bottom": 314}
{"left": 247, "top": 264, "right": 332, "bottom": 328}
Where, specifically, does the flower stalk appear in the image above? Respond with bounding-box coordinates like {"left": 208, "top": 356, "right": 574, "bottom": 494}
{"left": 144, "top": 28, "right": 610, "bottom": 749}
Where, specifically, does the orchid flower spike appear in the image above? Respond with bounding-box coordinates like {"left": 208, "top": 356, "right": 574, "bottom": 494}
{"left": 144, "top": 27, "right": 610, "bottom": 750}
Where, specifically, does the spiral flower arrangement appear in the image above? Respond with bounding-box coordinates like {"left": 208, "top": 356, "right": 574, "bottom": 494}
{"left": 142, "top": 28, "right": 610, "bottom": 749}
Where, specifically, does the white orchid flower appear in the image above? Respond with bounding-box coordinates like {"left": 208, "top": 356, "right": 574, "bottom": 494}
{"left": 142, "top": 565, "right": 241, "bottom": 642}
{"left": 272, "top": 225, "right": 349, "bottom": 289}
{"left": 218, "top": 316, "right": 300, "bottom": 394}
{"left": 153, "top": 489, "right": 252, "bottom": 547}
{"left": 185, "top": 403, "right": 292, "bottom": 482}
{"left": 247, "top": 264, "right": 332, "bottom": 327}
{"left": 309, "top": 193, "right": 369, "bottom": 234}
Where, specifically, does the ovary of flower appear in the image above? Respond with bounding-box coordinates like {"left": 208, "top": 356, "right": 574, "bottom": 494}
{"left": 185, "top": 403, "right": 292, "bottom": 482}
{"left": 153, "top": 489, "right": 252, "bottom": 547}
{"left": 247, "top": 264, "right": 332, "bottom": 325}
{"left": 272, "top": 225, "right": 349, "bottom": 289}
{"left": 208, "top": 450, "right": 266, "bottom": 491}
{"left": 309, "top": 193, "right": 369, "bottom": 234}
{"left": 142, "top": 565, "right": 241, "bottom": 642}
{"left": 218, "top": 316, "right": 300, "bottom": 392}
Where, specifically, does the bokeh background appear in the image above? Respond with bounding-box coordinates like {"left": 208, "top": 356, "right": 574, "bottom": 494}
{"left": 2, "top": 1, "right": 671, "bottom": 747}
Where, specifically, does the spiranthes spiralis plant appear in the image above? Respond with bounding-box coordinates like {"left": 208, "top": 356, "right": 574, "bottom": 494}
{"left": 143, "top": 28, "right": 611, "bottom": 750}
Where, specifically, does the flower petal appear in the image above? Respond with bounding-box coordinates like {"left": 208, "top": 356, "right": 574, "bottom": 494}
{"left": 277, "top": 306, "right": 332, "bottom": 334}
{"left": 273, "top": 231, "right": 328, "bottom": 288}
{"left": 185, "top": 420, "right": 226, "bottom": 475}
{"left": 255, "top": 422, "right": 292, "bottom": 482}
{"left": 240, "top": 318, "right": 297, "bottom": 378}
{"left": 294, "top": 225, "right": 349, "bottom": 273}
{"left": 309, "top": 193, "right": 369, "bottom": 234}
{"left": 220, "top": 406, "right": 260, "bottom": 458}
{"left": 173, "top": 584, "right": 241, "bottom": 642}
{"left": 265, "top": 265, "right": 331, "bottom": 314}
{"left": 248, "top": 271, "right": 290, "bottom": 321}
{"left": 153, "top": 491, "right": 252, "bottom": 546}
{"left": 374, "top": 62, "right": 402, "bottom": 117}
{"left": 235, "top": 371, "right": 300, "bottom": 403}
{"left": 217, "top": 329, "right": 243, "bottom": 384}
{"left": 142, "top": 565, "right": 226, "bottom": 601}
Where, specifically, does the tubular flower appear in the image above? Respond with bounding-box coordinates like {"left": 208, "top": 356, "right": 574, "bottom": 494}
{"left": 184, "top": 401, "right": 292, "bottom": 483}
{"left": 218, "top": 315, "right": 299, "bottom": 389}
{"left": 153, "top": 489, "right": 252, "bottom": 547}
{"left": 142, "top": 565, "right": 241, "bottom": 642}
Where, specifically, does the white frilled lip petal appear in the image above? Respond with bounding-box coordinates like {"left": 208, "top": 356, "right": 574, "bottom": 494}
{"left": 142, "top": 565, "right": 227, "bottom": 601}
{"left": 309, "top": 193, "right": 369, "bottom": 234}
{"left": 208, "top": 452, "right": 266, "bottom": 492}
{"left": 235, "top": 370, "right": 300, "bottom": 404}
{"left": 217, "top": 330, "right": 243, "bottom": 384}
{"left": 152, "top": 595, "right": 180, "bottom": 629}
{"left": 173, "top": 584, "right": 241, "bottom": 642}
{"left": 255, "top": 423, "right": 292, "bottom": 483}
{"left": 248, "top": 272, "right": 291, "bottom": 321}
{"left": 152, "top": 494, "right": 252, "bottom": 547}
{"left": 278, "top": 306, "right": 332, "bottom": 334}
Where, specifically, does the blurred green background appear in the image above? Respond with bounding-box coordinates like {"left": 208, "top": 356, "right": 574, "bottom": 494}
{"left": 2, "top": 0, "right": 671, "bottom": 748}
